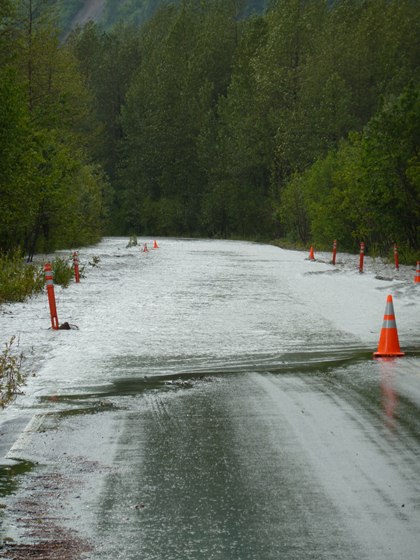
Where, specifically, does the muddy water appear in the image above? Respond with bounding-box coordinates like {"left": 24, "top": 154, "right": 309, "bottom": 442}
{"left": 0, "top": 238, "right": 419, "bottom": 559}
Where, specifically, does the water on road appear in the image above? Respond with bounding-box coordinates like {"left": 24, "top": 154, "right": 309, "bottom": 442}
{"left": 0, "top": 238, "right": 419, "bottom": 559}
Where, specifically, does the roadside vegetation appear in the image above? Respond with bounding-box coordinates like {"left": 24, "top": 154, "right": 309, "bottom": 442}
{"left": 0, "top": 336, "right": 26, "bottom": 408}
{"left": 0, "top": 252, "right": 78, "bottom": 306}
{"left": 52, "top": 257, "right": 77, "bottom": 288}
{"left": 0, "top": 252, "right": 44, "bottom": 305}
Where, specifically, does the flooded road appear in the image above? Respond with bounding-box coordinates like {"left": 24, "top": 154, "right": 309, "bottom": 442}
{"left": 1, "top": 238, "right": 419, "bottom": 559}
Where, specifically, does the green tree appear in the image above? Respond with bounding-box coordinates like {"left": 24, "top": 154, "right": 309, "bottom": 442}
{"left": 357, "top": 84, "right": 420, "bottom": 251}
{"left": 0, "top": 69, "right": 37, "bottom": 251}
{"left": 0, "top": 1, "right": 111, "bottom": 256}
{"left": 68, "top": 23, "right": 142, "bottom": 180}
{"left": 119, "top": 1, "right": 239, "bottom": 235}
{"left": 206, "top": 14, "right": 274, "bottom": 237}
{"left": 279, "top": 84, "right": 420, "bottom": 255}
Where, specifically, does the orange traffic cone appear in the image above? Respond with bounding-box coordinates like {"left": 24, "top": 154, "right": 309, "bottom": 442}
{"left": 143, "top": 243, "right": 149, "bottom": 253}
{"left": 414, "top": 261, "right": 420, "bottom": 283}
{"left": 308, "top": 246, "right": 315, "bottom": 260}
{"left": 373, "top": 295, "right": 405, "bottom": 358}
{"left": 153, "top": 240, "right": 159, "bottom": 249}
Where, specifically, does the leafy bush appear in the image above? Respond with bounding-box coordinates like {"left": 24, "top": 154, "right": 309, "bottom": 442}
{"left": 0, "top": 251, "right": 44, "bottom": 304}
{"left": 51, "top": 256, "right": 74, "bottom": 287}
{"left": 0, "top": 336, "right": 26, "bottom": 408}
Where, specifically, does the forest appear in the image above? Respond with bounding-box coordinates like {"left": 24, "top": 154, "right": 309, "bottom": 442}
{"left": 99, "top": 0, "right": 268, "bottom": 29}
{"left": 1, "top": 0, "right": 419, "bottom": 260}
{"left": 52, "top": 0, "right": 268, "bottom": 34}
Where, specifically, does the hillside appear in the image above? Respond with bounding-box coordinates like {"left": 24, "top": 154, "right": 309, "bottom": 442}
{"left": 100, "top": 0, "right": 267, "bottom": 28}
{"left": 68, "top": 0, "right": 105, "bottom": 29}
{"left": 59, "top": 0, "right": 267, "bottom": 35}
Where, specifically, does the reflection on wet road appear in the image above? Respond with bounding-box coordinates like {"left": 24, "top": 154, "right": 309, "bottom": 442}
{"left": 0, "top": 238, "right": 419, "bottom": 559}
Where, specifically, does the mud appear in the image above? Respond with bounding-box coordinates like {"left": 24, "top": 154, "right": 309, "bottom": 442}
{"left": 0, "top": 473, "right": 92, "bottom": 559}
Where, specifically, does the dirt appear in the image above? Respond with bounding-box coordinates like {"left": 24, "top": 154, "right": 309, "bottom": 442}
{"left": 0, "top": 473, "right": 92, "bottom": 560}
{"left": 0, "top": 536, "right": 91, "bottom": 560}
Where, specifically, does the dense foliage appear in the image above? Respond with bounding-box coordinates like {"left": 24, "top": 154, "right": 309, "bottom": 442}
{"left": 47, "top": 0, "right": 268, "bottom": 37}
{"left": 2, "top": 0, "right": 419, "bottom": 260}
{"left": 0, "top": 0, "right": 111, "bottom": 259}
{"left": 280, "top": 84, "right": 420, "bottom": 255}
{"left": 71, "top": 0, "right": 417, "bottom": 251}
{"left": 96, "top": 0, "right": 267, "bottom": 30}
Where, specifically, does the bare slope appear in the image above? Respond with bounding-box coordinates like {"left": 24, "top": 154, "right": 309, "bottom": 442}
{"left": 69, "top": 0, "right": 105, "bottom": 29}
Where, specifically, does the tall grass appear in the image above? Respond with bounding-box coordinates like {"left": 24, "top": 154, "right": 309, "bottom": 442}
{"left": 0, "top": 251, "right": 44, "bottom": 304}
{"left": 0, "top": 252, "right": 78, "bottom": 306}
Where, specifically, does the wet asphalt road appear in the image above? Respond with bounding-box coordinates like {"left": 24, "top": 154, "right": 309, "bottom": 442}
{"left": 1, "top": 238, "right": 419, "bottom": 559}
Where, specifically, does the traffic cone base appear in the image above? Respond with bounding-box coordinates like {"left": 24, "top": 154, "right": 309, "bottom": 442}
{"left": 373, "top": 295, "right": 405, "bottom": 358}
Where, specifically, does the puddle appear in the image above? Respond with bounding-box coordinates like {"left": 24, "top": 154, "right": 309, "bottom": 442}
{"left": 0, "top": 461, "right": 35, "bottom": 498}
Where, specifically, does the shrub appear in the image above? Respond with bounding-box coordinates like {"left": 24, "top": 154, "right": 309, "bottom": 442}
{"left": 0, "top": 251, "right": 44, "bottom": 304}
{"left": 0, "top": 336, "right": 26, "bottom": 408}
{"left": 126, "top": 234, "right": 138, "bottom": 247}
{"left": 51, "top": 256, "right": 74, "bottom": 287}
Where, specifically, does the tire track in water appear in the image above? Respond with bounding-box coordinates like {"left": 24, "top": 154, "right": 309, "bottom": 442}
{"left": 250, "top": 371, "right": 420, "bottom": 560}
